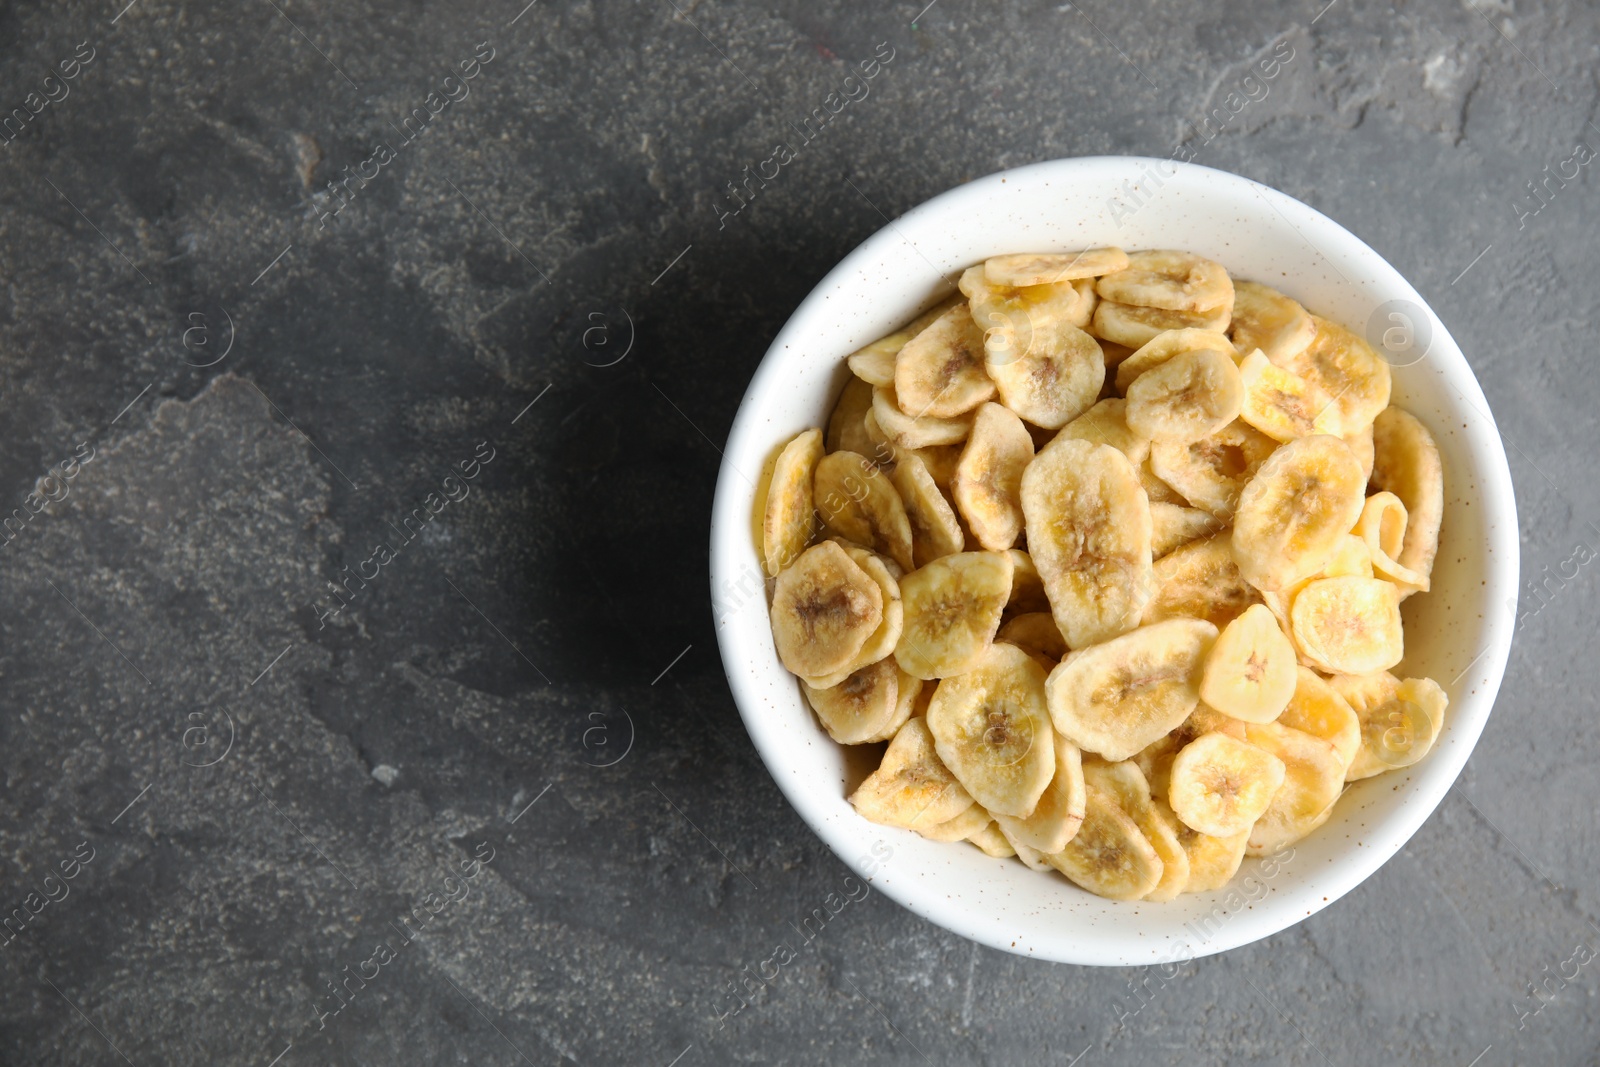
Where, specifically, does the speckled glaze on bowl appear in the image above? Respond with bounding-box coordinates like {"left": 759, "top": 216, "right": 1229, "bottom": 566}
{"left": 708, "top": 157, "right": 1518, "bottom": 967}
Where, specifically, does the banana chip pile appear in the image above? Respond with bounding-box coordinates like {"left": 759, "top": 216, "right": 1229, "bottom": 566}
{"left": 760, "top": 248, "right": 1448, "bottom": 902}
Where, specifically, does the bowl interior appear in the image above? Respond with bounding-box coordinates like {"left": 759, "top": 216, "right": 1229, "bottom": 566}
{"left": 710, "top": 157, "right": 1518, "bottom": 966}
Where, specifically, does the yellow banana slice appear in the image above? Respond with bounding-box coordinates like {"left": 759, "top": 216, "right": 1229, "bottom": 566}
{"left": 1113, "top": 328, "right": 1238, "bottom": 395}
{"left": 888, "top": 451, "right": 966, "bottom": 568}
{"left": 1053, "top": 398, "right": 1151, "bottom": 466}
{"left": 1355, "top": 491, "right": 1429, "bottom": 594}
{"left": 1231, "top": 434, "right": 1367, "bottom": 592}
{"left": 1174, "top": 820, "right": 1250, "bottom": 894}
{"left": 800, "top": 546, "right": 905, "bottom": 688}
{"left": 1045, "top": 618, "right": 1217, "bottom": 761}
{"left": 994, "top": 733, "right": 1086, "bottom": 852}
{"left": 1005, "top": 549, "right": 1051, "bottom": 614}
{"left": 1139, "top": 457, "right": 1188, "bottom": 505}
{"left": 1330, "top": 672, "right": 1448, "bottom": 780}
{"left": 1168, "top": 732, "right": 1286, "bottom": 837}
{"left": 1131, "top": 704, "right": 1247, "bottom": 799}
{"left": 804, "top": 658, "right": 906, "bottom": 744}
{"left": 926, "top": 642, "right": 1057, "bottom": 818}
{"left": 1237, "top": 348, "right": 1343, "bottom": 442}
{"left": 1046, "top": 786, "right": 1164, "bottom": 900}
{"left": 1242, "top": 721, "right": 1344, "bottom": 856}
{"left": 1199, "top": 603, "right": 1298, "bottom": 723}
{"left": 1020, "top": 439, "right": 1155, "bottom": 649}
{"left": 985, "top": 248, "right": 1130, "bottom": 287}
{"left": 762, "top": 428, "right": 823, "bottom": 577}
{"left": 1275, "top": 666, "right": 1361, "bottom": 772}
{"left": 915, "top": 442, "right": 963, "bottom": 494}
{"left": 1092, "top": 300, "right": 1233, "bottom": 349}
{"left": 1099, "top": 338, "right": 1137, "bottom": 369}
{"left": 1289, "top": 576, "right": 1404, "bottom": 674}
{"left": 894, "top": 303, "right": 997, "bottom": 419}
{"left": 1344, "top": 424, "right": 1375, "bottom": 483}
{"left": 849, "top": 717, "right": 976, "bottom": 829}
{"left": 846, "top": 298, "right": 965, "bottom": 386}
{"left": 770, "top": 541, "right": 883, "bottom": 678}
{"left": 1124, "top": 348, "right": 1245, "bottom": 444}
{"left": 1369, "top": 407, "right": 1444, "bottom": 592}
{"left": 1150, "top": 502, "right": 1224, "bottom": 559}
{"left": 813, "top": 451, "right": 915, "bottom": 572}
{"left": 1095, "top": 250, "right": 1235, "bottom": 313}
{"left": 916, "top": 800, "right": 993, "bottom": 842}
{"left": 894, "top": 550, "right": 1014, "bottom": 680}
{"left": 952, "top": 402, "right": 1035, "bottom": 550}
{"left": 1068, "top": 278, "right": 1099, "bottom": 328}
{"left": 997, "top": 613, "right": 1068, "bottom": 664}
{"left": 1227, "top": 281, "right": 1316, "bottom": 364}
{"left": 968, "top": 821, "right": 1017, "bottom": 858}
{"left": 1141, "top": 533, "right": 1262, "bottom": 629}
{"left": 827, "top": 377, "right": 876, "bottom": 455}
{"left": 871, "top": 383, "right": 974, "bottom": 449}
{"left": 1150, "top": 420, "right": 1278, "bottom": 521}
{"left": 1081, "top": 759, "right": 1190, "bottom": 901}
{"left": 1276, "top": 316, "right": 1392, "bottom": 435}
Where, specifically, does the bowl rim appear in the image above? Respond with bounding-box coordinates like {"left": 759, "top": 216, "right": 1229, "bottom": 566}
{"left": 708, "top": 155, "right": 1519, "bottom": 966}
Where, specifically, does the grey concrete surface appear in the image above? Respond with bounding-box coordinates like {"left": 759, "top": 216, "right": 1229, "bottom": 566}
{"left": 0, "top": 0, "right": 1596, "bottom": 1063}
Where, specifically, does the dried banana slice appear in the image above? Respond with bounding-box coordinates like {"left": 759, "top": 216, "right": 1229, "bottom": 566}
{"left": 1277, "top": 316, "right": 1392, "bottom": 435}
{"left": 1021, "top": 439, "right": 1155, "bottom": 649}
{"left": 1275, "top": 666, "right": 1361, "bottom": 772}
{"left": 1150, "top": 502, "right": 1224, "bottom": 559}
{"left": 827, "top": 377, "right": 876, "bottom": 455}
{"left": 994, "top": 732, "right": 1087, "bottom": 852}
{"left": 1243, "top": 721, "right": 1344, "bottom": 856}
{"left": 1289, "top": 576, "right": 1404, "bottom": 674}
{"left": 1046, "top": 786, "right": 1163, "bottom": 900}
{"left": 804, "top": 658, "right": 904, "bottom": 744}
{"left": 968, "top": 821, "right": 1017, "bottom": 858}
{"left": 1095, "top": 250, "right": 1235, "bottom": 313}
{"left": 916, "top": 801, "right": 992, "bottom": 842}
{"left": 849, "top": 717, "right": 976, "bottom": 829}
{"left": 770, "top": 541, "right": 883, "bottom": 677}
{"left": 846, "top": 298, "right": 965, "bottom": 386}
{"left": 1150, "top": 420, "right": 1278, "bottom": 521}
{"left": 997, "top": 613, "right": 1068, "bottom": 664}
{"left": 814, "top": 451, "right": 915, "bottom": 572}
{"left": 800, "top": 546, "right": 905, "bottom": 688}
{"left": 1199, "top": 603, "right": 1298, "bottom": 723}
{"left": 1227, "top": 281, "right": 1316, "bottom": 364}
{"left": 1131, "top": 704, "right": 1246, "bottom": 799}
{"left": 1330, "top": 672, "right": 1448, "bottom": 780}
{"left": 1369, "top": 407, "right": 1444, "bottom": 591}
{"left": 871, "top": 383, "right": 974, "bottom": 449}
{"left": 1068, "top": 278, "right": 1099, "bottom": 328}
{"left": 1356, "top": 491, "right": 1429, "bottom": 594}
{"left": 1141, "top": 533, "right": 1262, "bottom": 629}
{"left": 1125, "top": 348, "right": 1245, "bottom": 444}
{"left": 1168, "top": 733, "right": 1286, "bottom": 838}
{"left": 888, "top": 451, "right": 966, "bottom": 568}
{"left": 1082, "top": 759, "right": 1190, "bottom": 901}
{"left": 1174, "top": 821, "right": 1250, "bottom": 894}
{"left": 926, "top": 642, "right": 1057, "bottom": 817}
{"left": 1092, "top": 300, "right": 1233, "bottom": 349}
{"left": 1344, "top": 424, "right": 1375, "bottom": 483}
{"left": 894, "top": 550, "right": 1014, "bottom": 680}
{"left": 1232, "top": 434, "right": 1367, "bottom": 592}
{"left": 1005, "top": 550, "right": 1051, "bottom": 614}
{"left": 1053, "top": 398, "right": 1151, "bottom": 467}
{"left": 916, "top": 443, "right": 963, "bottom": 494}
{"left": 895, "top": 304, "right": 997, "bottom": 419}
{"left": 952, "top": 402, "right": 1035, "bottom": 550}
{"left": 961, "top": 268, "right": 1105, "bottom": 429}
{"left": 1139, "top": 457, "right": 1188, "bottom": 505}
{"left": 985, "top": 248, "right": 1130, "bottom": 287}
{"left": 762, "top": 428, "right": 823, "bottom": 577}
{"left": 1237, "top": 348, "right": 1342, "bottom": 442}
{"left": 1113, "top": 328, "right": 1238, "bottom": 396}
{"left": 1046, "top": 618, "right": 1217, "bottom": 761}
{"left": 1098, "top": 338, "right": 1137, "bottom": 369}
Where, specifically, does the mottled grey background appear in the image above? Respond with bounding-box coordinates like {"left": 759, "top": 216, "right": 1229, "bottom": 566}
{"left": 0, "top": 0, "right": 1595, "bottom": 1063}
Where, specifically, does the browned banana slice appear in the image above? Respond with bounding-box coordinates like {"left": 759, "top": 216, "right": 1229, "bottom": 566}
{"left": 1275, "top": 666, "right": 1361, "bottom": 772}
{"left": 1046, "top": 618, "right": 1217, "bottom": 761}
{"left": 770, "top": 541, "right": 883, "bottom": 677}
{"left": 1243, "top": 721, "right": 1344, "bottom": 856}
{"left": 1175, "top": 821, "right": 1251, "bottom": 893}
{"left": 1021, "top": 439, "right": 1155, "bottom": 649}
{"left": 1329, "top": 672, "right": 1448, "bottom": 780}
{"left": 1231, "top": 434, "right": 1367, "bottom": 592}
{"left": 813, "top": 451, "right": 915, "bottom": 572}
{"left": 1052, "top": 397, "right": 1151, "bottom": 467}
{"left": 1125, "top": 348, "right": 1245, "bottom": 444}
{"left": 994, "top": 732, "right": 1087, "bottom": 852}
{"left": 1150, "top": 502, "right": 1225, "bottom": 559}
{"left": 1276, "top": 316, "right": 1392, "bottom": 435}
{"left": 871, "top": 383, "right": 974, "bottom": 449}
{"left": 985, "top": 248, "right": 1130, "bottom": 286}
{"left": 1289, "top": 576, "right": 1404, "bottom": 674}
{"left": 827, "top": 377, "right": 876, "bottom": 455}
{"left": 951, "top": 402, "right": 1035, "bottom": 550}
{"left": 894, "top": 304, "right": 997, "bottom": 418}
{"left": 888, "top": 451, "right": 966, "bottom": 568}
{"left": 997, "top": 613, "right": 1068, "bottom": 664}
{"left": 849, "top": 717, "right": 975, "bottom": 829}
{"left": 1369, "top": 407, "right": 1444, "bottom": 591}
{"left": 894, "top": 551, "right": 1014, "bottom": 680}
{"left": 762, "top": 428, "right": 823, "bottom": 577}
{"left": 1237, "top": 348, "right": 1343, "bottom": 442}
{"left": 1141, "top": 533, "right": 1262, "bottom": 629}
{"left": 1114, "top": 328, "right": 1238, "bottom": 395}
{"left": 926, "top": 642, "right": 1057, "bottom": 817}
{"left": 1168, "top": 733, "right": 1286, "bottom": 837}
{"left": 1046, "top": 787, "right": 1163, "bottom": 900}
{"left": 1095, "top": 250, "right": 1235, "bottom": 312}
{"left": 1227, "top": 281, "right": 1316, "bottom": 364}
{"left": 1150, "top": 420, "right": 1278, "bottom": 520}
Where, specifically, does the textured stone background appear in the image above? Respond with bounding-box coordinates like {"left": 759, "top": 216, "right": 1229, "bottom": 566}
{"left": 0, "top": 0, "right": 1596, "bottom": 1063}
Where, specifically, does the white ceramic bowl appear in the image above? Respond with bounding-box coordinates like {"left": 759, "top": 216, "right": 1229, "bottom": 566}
{"left": 709, "top": 157, "right": 1518, "bottom": 966}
